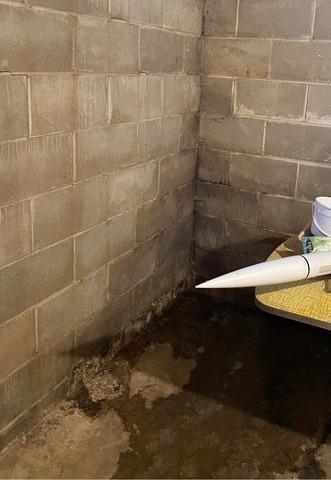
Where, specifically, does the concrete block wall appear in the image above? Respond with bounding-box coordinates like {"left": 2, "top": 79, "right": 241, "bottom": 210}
{"left": 0, "top": 0, "right": 203, "bottom": 445}
{"left": 195, "top": 0, "right": 331, "bottom": 279}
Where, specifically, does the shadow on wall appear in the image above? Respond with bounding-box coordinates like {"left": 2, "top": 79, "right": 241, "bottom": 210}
{"left": 193, "top": 234, "right": 287, "bottom": 278}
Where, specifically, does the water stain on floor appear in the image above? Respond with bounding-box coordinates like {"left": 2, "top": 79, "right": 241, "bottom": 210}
{"left": 129, "top": 342, "right": 196, "bottom": 409}
{"left": 1, "top": 293, "right": 331, "bottom": 479}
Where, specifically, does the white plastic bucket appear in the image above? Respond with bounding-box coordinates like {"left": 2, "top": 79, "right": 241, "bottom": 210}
{"left": 311, "top": 217, "right": 327, "bottom": 236}
{"left": 311, "top": 197, "right": 331, "bottom": 237}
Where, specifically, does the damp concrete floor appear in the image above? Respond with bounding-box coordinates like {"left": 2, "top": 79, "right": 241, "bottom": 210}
{"left": 2, "top": 293, "right": 331, "bottom": 478}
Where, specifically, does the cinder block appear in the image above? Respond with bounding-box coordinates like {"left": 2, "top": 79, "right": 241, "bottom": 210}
{"left": 204, "top": 0, "right": 237, "bottom": 36}
{"left": 238, "top": 0, "right": 314, "bottom": 39}
{"left": 259, "top": 195, "right": 311, "bottom": 233}
{"left": 198, "top": 147, "right": 230, "bottom": 184}
{"left": 159, "top": 151, "right": 196, "bottom": 195}
{"left": 132, "top": 260, "right": 170, "bottom": 318}
{"left": 33, "top": 177, "right": 108, "bottom": 249}
{"left": 109, "top": 238, "right": 157, "bottom": 296}
{"left": 314, "top": 0, "right": 331, "bottom": 39}
{"left": 265, "top": 122, "right": 331, "bottom": 163}
{"left": 136, "top": 183, "right": 194, "bottom": 243}
{"left": 223, "top": 222, "right": 285, "bottom": 260}
{"left": 170, "top": 247, "right": 191, "bottom": 287}
{"left": 132, "top": 268, "right": 160, "bottom": 318}
{"left": 75, "top": 15, "right": 108, "bottom": 73}
{"left": 157, "top": 217, "right": 193, "bottom": 266}
{"left": 139, "top": 116, "right": 180, "bottom": 161}
{"left": 76, "top": 75, "right": 109, "bottom": 129}
{"left": 174, "top": 247, "right": 192, "bottom": 285}
{"left": 200, "top": 77, "right": 233, "bottom": 116}
{"left": 181, "top": 114, "right": 199, "bottom": 149}
{"left": 193, "top": 246, "right": 253, "bottom": 279}
{"left": 30, "top": 0, "right": 109, "bottom": 15}
{"left": 110, "top": 76, "right": 138, "bottom": 123}
{"left": 163, "top": 75, "right": 200, "bottom": 115}
{"left": 297, "top": 164, "right": 331, "bottom": 201}
{"left": 235, "top": 79, "right": 306, "bottom": 120}
{"left": 132, "top": 276, "right": 155, "bottom": 317}
{"left": 203, "top": 38, "right": 271, "bottom": 77}
{"left": 108, "top": 161, "right": 158, "bottom": 217}
{"left": 271, "top": 41, "right": 331, "bottom": 82}
{"left": 0, "top": 76, "right": 28, "bottom": 141}
{"left": 164, "top": 0, "right": 204, "bottom": 35}
{"left": 75, "top": 290, "right": 133, "bottom": 355}
{"left": 184, "top": 36, "right": 201, "bottom": 75}
{"left": 307, "top": 85, "right": 331, "bottom": 125}
{"left": 133, "top": 250, "right": 190, "bottom": 318}
{"left": 31, "top": 74, "right": 108, "bottom": 134}
{"left": 259, "top": 195, "right": 311, "bottom": 234}
{"left": 195, "top": 214, "right": 224, "bottom": 251}
{"left": 0, "top": 310, "right": 36, "bottom": 380}
{"left": 30, "top": 75, "right": 75, "bottom": 136}
{"left": 109, "top": 0, "right": 130, "bottom": 20}
{"left": 196, "top": 182, "right": 258, "bottom": 225}
{"left": 0, "top": 201, "right": 32, "bottom": 269}
{"left": 137, "top": 75, "right": 162, "bottom": 120}
{"left": 0, "top": 4, "right": 73, "bottom": 72}
{"left": 130, "top": 0, "right": 163, "bottom": 26}
{"left": 140, "top": 28, "right": 184, "bottom": 73}
{"left": 38, "top": 268, "right": 108, "bottom": 349}
{"left": 0, "top": 135, "right": 73, "bottom": 207}
{"left": 0, "top": 367, "right": 69, "bottom": 453}
{"left": 0, "top": 333, "right": 74, "bottom": 431}
{"left": 76, "top": 123, "right": 140, "bottom": 180}
{"left": 0, "top": 239, "right": 74, "bottom": 324}
{"left": 75, "top": 212, "right": 135, "bottom": 280}
{"left": 76, "top": 221, "right": 106, "bottom": 279}
{"left": 229, "top": 154, "right": 297, "bottom": 196}
{"left": 136, "top": 197, "right": 174, "bottom": 244}
{"left": 200, "top": 116, "right": 264, "bottom": 155}
{"left": 108, "top": 20, "right": 139, "bottom": 74}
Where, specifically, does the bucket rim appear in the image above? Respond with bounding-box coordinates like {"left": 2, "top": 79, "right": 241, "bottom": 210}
{"left": 315, "top": 196, "right": 331, "bottom": 213}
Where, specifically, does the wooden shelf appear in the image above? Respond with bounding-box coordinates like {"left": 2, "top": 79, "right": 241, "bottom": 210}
{"left": 255, "top": 236, "right": 331, "bottom": 330}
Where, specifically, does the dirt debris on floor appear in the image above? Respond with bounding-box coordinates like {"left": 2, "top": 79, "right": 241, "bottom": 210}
{"left": 1, "top": 293, "right": 331, "bottom": 478}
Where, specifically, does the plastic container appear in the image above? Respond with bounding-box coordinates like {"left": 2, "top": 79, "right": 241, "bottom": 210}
{"left": 311, "top": 217, "right": 327, "bottom": 237}
{"left": 311, "top": 197, "right": 331, "bottom": 237}
{"left": 303, "top": 236, "right": 331, "bottom": 253}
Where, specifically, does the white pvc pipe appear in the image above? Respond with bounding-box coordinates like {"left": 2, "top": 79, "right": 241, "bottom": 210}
{"left": 196, "top": 251, "right": 331, "bottom": 289}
